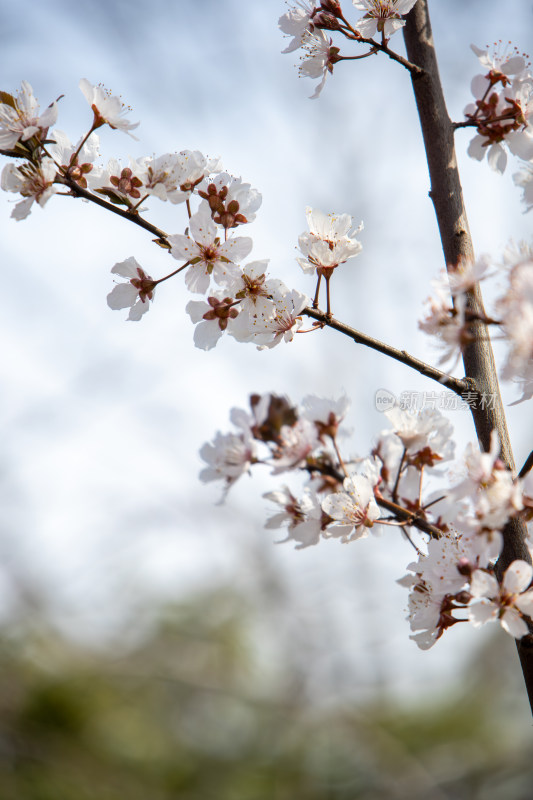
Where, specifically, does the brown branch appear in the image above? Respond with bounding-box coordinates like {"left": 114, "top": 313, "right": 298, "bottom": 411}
{"left": 403, "top": 0, "right": 533, "bottom": 712}
{"left": 56, "top": 174, "right": 170, "bottom": 243}
{"left": 304, "top": 306, "right": 470, "bottom": 397}
{"left": 304, "top": 463, "right": 443, "bottom": 539}
{"left": 337, "top": 12, "right": 424, "bottom": 76}
{"left": 375, "top": 496, "right": 442, "bottom": 539}
{"left": 519, "top": 451, "right": 533, "bottom": 480}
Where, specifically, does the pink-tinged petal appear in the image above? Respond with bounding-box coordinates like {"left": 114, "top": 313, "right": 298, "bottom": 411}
{"left": 111, "top": 256, "right": 143, "bottom": 279}
{"left": 127, "top": 298, "right": 150, "bottom": 321}
{"left": 487, "top": 143, "right": 507, "bottom": 174}
{"left": 467, "top": 135, "right": 486, "bottom": 161}
{"left": 470, "top": 74, "right": 490, "bottom": 100}
{"left": 185, "top": 299, "right": 210, "bottom": 324}
{"left": 219, "top": 236, "right": 253, "bottom": 263}
{"left": 189, "top": 208, "right": 217, "bottom": 244}
{"left": 11, "top": 197, "right": 34, "bottom": 220}
{"left": 468, "top": 599, "right": 498, "bottom": 627}
{"left": 107, "top": 283, "right": 139, "bottom": 310}
{"left": 193, "top": 320, "right": 223, "bottom": 350}
{"left": 501, "top": 608, "right": 529, "bottom": 639}
{"left": 470, "top": 569, "right": 499, "bottom": 599}
{"left": 167, "top": 233, "right": 199, "bottom": 261}
{"left": 39, "top": 101, "right": 58, "bottom": 129}
{"left": 515, "top": 591, "right": 533, "bottom": 618}
{"left": 503, "top": 560, "right": 533, "bottom": 594}
{"left": 184, "top": 266, "right": 211, "bottom": 294}
{"left": 354, "top": 17, "right": 379, "bottom": 38}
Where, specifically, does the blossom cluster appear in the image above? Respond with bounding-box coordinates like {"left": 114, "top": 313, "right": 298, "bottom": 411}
{"left": 279, "top": 0, "right": 417, "bottom": 97}
{"left": 0, "top": 79, "right": 370, "bottom": 349}
{"left": 464, "top": 42, "right": 533, "bottom": 190}
{"left": 201, "top": 393, "right": 533, "bottom": 648}
{"left": 419, "top": 243, "right": 533, "bottom": 404}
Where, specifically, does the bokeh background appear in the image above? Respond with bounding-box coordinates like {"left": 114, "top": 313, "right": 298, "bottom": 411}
{"left": 1, "top": 0, "right": 533, "bottom": 797}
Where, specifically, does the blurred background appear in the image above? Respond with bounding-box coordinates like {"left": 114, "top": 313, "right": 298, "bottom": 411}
{"left": 1, "top": 0, "right": 533, "bottom": 796}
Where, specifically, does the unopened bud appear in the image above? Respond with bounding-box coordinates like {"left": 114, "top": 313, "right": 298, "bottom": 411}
{"left": 321, "top": 0, "right": 342, "bottom": 15}
{"left": 312, "top": 11, "right": 341, "bottom": 30}
{"left": 456, "top": 557, "right": 473, "bottom": 577}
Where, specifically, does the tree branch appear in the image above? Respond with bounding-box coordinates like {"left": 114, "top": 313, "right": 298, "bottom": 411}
{"left": 304, "top": 306, "right": 470, "bottom": 397}
{"left": 56, "top": 175, "right": 170, "bottom": 244}
{"left": 403, "top": 0, "right": 533, "bottom": 712}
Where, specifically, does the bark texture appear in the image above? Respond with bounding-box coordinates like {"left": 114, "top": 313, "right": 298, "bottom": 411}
{"left": 403, "top": 0, "right": 533, "bottom": 712}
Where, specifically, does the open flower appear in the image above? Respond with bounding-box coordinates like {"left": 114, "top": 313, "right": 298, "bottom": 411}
{"left": 469, "top": 561, "right": 533, "bottom": 639}
{"left": 107, "top": 257, "right": 156, "bottom": 321}
{"left": 352, "top": 0, "right": 417, "bottom": 40}
{"left": 278, "top": 1, "right": 316, "bottom": 54}
{"left": 168, "top": 206, "right": 251, "bottom": 294}
{"left": 322, "top": 474, "right": 380, "bottom": 540}
{"left": 1, "top": 157, "right": 58, "bottom": 220}
{"left": 79, "top": 78, "right": 139, "bottom": 138}
{"left": 298, "top": 29, "right": 340, "bottom": 98}
{"left": 0, "top": 80, "right": 58, "bottom": 150}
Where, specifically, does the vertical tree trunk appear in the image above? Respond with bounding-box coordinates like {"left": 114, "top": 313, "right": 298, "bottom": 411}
{"left": 403, "top": 0, "right": 533, "bottom": 712}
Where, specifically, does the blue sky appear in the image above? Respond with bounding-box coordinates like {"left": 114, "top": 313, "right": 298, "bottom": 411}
{"left": 1, "top": 0, "right": 532, "bottom": 701}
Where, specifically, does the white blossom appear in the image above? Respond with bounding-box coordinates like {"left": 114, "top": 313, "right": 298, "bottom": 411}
{"left": 322, "top": 474, "right": 380, "bottom": 540}
{"left": 168, "top": 207, "right": 251, "bottom": 294}
{"left": 297, "top": 206, "right": 363, "bottom": 273}
{"left": 107, "top": 256, "right": 156, "bottom": 321}
{"left": 79, "top": 78, "right": 139, "bottom": 138}
{"left": 469, "top": 561, "right": 533, "bottom": 639}
{"left": 1, "top": 157, "right": 58, "bottom": 220}
{"left": 279, "top": 1, "right": 315, "bottom": 54}
{"left": 352, "top": 0, "right": 417, "bottom": 40}
{"left": 299, "top": 29, "right": 338, "bottom": 99}
{"left": 0, "top": 80, "right": 57, "bottom": 150}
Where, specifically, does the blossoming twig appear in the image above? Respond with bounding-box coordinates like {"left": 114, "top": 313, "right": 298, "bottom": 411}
{"left": 57, "top": 173, "right": 170, "bottom": 245}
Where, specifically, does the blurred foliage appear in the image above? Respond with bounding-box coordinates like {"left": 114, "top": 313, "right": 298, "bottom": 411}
{"left": 0, "top": 586, "right": 532, "bottom": 800}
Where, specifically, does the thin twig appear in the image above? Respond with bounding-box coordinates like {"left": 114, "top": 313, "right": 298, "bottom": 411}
{"left": 304, "top": 306, "right": 470, "bottom": 397}
{"left": 56, "top": 174, "right": 170, "bottom": 243}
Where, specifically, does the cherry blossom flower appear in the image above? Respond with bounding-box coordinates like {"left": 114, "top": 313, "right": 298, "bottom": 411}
{"left": 470, "top": 42, "right": 530, "bottom": 79}
{"left": 419, "top": 288, "right": 471, "bottom": 369}
{"left": 464, "top": 45, "right": 533, "bottom": 173}
{"left": 352, "top": 0, "right": 418, "bottom": 41}
{"left": 449, "top": 431, "right": 522, "bottom": 537}
{"left": 107, "top": 256, "right": 156, "bottom": 321}
{"left": 197, "top": 173, "right": 262, "bottom": 228}
{"left": 186, "top": 295, "right": 240, "bottom": 350}
{"left": 298, "top": 29, "right": 340, "bottom": 98}
{"left": 167, "top": 150, "right": 222, "bottom": 204}
{"left": 301, "top": 395, "right": 350, "bottom": 442}
{"left": 79, "top": 79, "right": 139, "bottom": 138}
{"left": 128, "top": 153, "right": 181, "bottom": 202}
{"left": 1, "top": 157, "right": 58, "bottom": 220}
{"left": 469, "top": 561, "right": 533, "bottom": 639}
{"left": 495, "top": 243, "right": 533, "bottom": 403}
{"left": 168, "top": 207, "right": 251, "bottom": 294}
{"left": 264, "top": 487, "right": 325, "bottom": 548}
{"left": 228, "top": 260, "right": 285, "bottom": 316}
{"left": 278, "top": 1, "right": 316, "bottom": 54}
{"left": 88, "top": 157, "right": 145, "bottom": 206}
{"left": 384, "top": 406, "right": 454, "bottom": 467}
{"left": 248, "top": 288, "right": 310, "bottom": 349}
{"left": 297, "top": 206, "right": 363, "bottom": 273}
{"left": 47, "top": 129, "right": 100, "bottom": 188}
{"left": 398, "top": 531, "right": 495, "bottom": 650}
{"left": 513, "top": 160, "right": 533, "bottom": 211}
{"left": 271, "top": 418, "right": 320, "bottom": 474}
{"left": 0, "top": 80, "right": 58, "bottom": 150}
{"left": 322, "top": 474, "right": 380, "bottom": 541}
{"left": 200, "top": 430, "right": 256, "bottom": 497}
